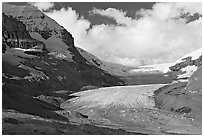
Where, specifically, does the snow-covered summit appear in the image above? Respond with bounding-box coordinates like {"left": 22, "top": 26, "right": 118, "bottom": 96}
{"left": 2, "top": 3, "right": 75, "bottom": 61}
{"left": 2, "top": 3, "right": 62, "bottom": 32}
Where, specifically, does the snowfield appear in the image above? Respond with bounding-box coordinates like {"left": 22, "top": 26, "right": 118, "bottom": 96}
{"left": 178, "top": 65, "right": 198, "bottom": 79}
{"left": 130, "top": 63, "right": 173, "bottom": 74}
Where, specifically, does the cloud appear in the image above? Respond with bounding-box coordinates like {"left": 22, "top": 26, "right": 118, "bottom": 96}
{"left": 92, "top": 8, "right": 135, "bottom": 26}
{"left": 30, "top": 2, "right": 54, "bottom": 11}
{"left": 46, "top": 2, "right": 202, "bottom": 66}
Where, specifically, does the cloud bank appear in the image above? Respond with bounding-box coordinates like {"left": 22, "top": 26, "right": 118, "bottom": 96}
{"left": 46, "top": 2, "right": 202, "bottom": 66}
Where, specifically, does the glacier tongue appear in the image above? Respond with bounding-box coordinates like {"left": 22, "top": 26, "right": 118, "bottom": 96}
{"left": 62, "top": 84, "right": 166, "bottom": 109}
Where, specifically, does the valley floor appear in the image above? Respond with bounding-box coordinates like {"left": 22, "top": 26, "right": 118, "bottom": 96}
{"left": 2, "top": 80, "right": 202, "bottom": 135}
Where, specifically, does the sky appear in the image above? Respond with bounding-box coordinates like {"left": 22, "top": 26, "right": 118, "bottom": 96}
{"left": 10, "top": 2, "right": 202, "bottom": 66}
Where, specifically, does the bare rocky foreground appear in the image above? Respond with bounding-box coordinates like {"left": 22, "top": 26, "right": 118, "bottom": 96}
{"left": 2, "top": 109, "right": 144, "bottom": 135}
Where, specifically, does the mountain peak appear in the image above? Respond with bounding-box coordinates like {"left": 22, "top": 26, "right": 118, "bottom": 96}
{"left": 2, "top": 3, "right": 77, "bottom": 61}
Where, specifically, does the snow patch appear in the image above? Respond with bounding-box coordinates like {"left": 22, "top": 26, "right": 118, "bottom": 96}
{"left": 178, "top": 65, "right": 198, "bottom": 79}
{"left": 48, "top": 52, "right": 68, "bottom": 60}
{"left": 57, "top": 75, "right": 66, "bottom": 81}
{"left": 14, "top": 47, "right": 43, "bottom": 52}
{"left": 2, "top": 73, "right": 21, "bottom": 80}
{"left": 41, "top": 60, "right": 49, "bottom": 65}
{"left": 188, "top": 90, "right": 198, "bottom": 94}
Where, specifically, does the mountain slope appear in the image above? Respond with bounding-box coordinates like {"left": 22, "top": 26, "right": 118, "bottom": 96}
{"left": 2, "top": 3, "right": 124, "bottom": 120}
{"left": 169, "top": 48, "right": 202, "bottom": 79}
{"left": 77, "top": 47, "right": 135, "bottom": 76}
{"left": 3, "top": 3, "right": 79, "bottom": 62}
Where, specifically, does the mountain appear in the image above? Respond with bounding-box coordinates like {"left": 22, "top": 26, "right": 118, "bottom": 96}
{"left": 77, "top": 47, "right": 135, "bottom": 76}
{"left": 169, "top": 48, "right": 202, "bottom": 79}
{"left": 129, "top": 48, "right": 202, "bottom": 79}
{"left": 2, "top": 3, "right": 124, "bottom": 120}
{"left": 76, "top": 47, "right": 175, "bottom": 86}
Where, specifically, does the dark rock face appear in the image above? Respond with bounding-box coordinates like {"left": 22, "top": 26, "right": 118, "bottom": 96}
{"left": 61, "top": 29, "right": 74, "bottom": 48}
{"left": 2, "top": 13, "right": 31, "bottom": 39}
{"left": 169, "top": 56, "right": 202, "bottom": 71}
{"left": 34, "top": 95, "right": 65, "bottom": 108}
{"left": 2, "top": 13, "right": 45, "bottom": 51}
{"left": 175, "top": 107, "right": 192, "bottom": 113}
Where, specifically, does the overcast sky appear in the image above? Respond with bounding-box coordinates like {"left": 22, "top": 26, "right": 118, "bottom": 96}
{"left": 29, "top": 2, "right": 202, "bottom": 66}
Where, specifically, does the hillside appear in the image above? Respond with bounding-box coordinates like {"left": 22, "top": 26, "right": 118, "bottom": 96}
{"left": 77, "top": 47, "right": 135, "bottom": 76}
{"left": 2, "top": 3, "right": 124, "bottom": 120}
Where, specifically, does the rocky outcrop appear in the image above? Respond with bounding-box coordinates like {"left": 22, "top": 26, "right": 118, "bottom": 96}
{"left": 169, "top": 55, "right": 202, "bottom": 71}
{"left": 2, "top": 13, "right": 45, "bottom": 52}
{"left": 34, "top": 95, "right": 65, "bottom": 108}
